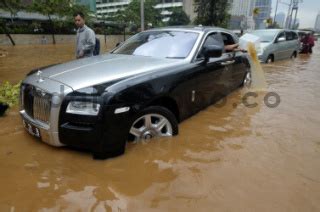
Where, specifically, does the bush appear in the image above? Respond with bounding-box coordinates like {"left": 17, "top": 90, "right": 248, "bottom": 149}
{"left": 0, "top": 81, "right": 21, "bottom": 107}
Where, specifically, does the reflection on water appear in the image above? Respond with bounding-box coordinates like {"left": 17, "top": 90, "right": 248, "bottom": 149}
{"left": 0, "top": 44, "right": 320, "bottom": 211}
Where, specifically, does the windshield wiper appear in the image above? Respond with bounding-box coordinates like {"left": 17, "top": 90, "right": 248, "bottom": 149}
{"left": 165, "top": 56, "right": 185, "bottom": 59}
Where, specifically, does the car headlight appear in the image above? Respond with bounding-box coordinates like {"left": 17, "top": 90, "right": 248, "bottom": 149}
{"left": 257, "top": 46, "right": 265, "bottom": 54}
{"left": 66, "top": 101, "right": 100, "bottom": 116}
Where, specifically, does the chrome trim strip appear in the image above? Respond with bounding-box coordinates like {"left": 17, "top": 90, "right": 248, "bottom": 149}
{"left": 114, "top": 107, "right": 130, "bottom": 114}
{"left": 20, "top": 110, "right": 49, "bottom": 130}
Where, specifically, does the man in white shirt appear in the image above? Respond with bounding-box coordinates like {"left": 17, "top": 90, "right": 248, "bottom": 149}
{"left": 74, "top": 12, "right": 96, "bottom": 59}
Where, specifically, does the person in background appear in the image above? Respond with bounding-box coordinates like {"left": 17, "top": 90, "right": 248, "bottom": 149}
{"left": 74, "top": 12, "right": 96, "bottom": 59}
{"left": 41, "top": 35, "right": 47, "bottom": 44}
{"left": 93, "top": 37, "right": 100, "bottom": 56}
{"left": 301, "top": 33, "right": 315, "bottom": 54}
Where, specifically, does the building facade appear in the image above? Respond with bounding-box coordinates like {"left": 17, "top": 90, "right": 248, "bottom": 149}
{"left": 254, "top": 0, "right": 272, "bottom": 29}
{"left": 229, "top": 0, "right": 255, "bottom": 30}
{"left": 75, "top": 0, "right": 97, "bottom": 12}
{"left": 230, "top": 0, "right": 254, "bottom": 17}
{"left": 96, "top": 0, "right": 184, "bottom": 22}
{"left": 183, "top": 0, "right": 196, "bottom": 22}
{"left": 275, "top": 12, "right": 285, "bottom": 28}
{"left": 154, "top": 0, "right": 183, "bottom": 22}
{"left": 96, "top": 0, "right": 129, "bottom": 18}
{"left": 315, "top": 12, "right": 320, "bottom": 32}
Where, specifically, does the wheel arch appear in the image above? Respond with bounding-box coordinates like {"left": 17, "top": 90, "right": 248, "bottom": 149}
{"left": 146, "top": 96, "right": 180, "bottom": 123}
{"left": 292, "top": 50, "right": 298, "bottom": 58}
{"left": 267, "top": 54, "right": 274, "bottom": 63}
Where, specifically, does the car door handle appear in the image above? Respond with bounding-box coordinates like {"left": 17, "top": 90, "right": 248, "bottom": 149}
{"left": 220, "top": 60, "right": 235, "bottom": 66}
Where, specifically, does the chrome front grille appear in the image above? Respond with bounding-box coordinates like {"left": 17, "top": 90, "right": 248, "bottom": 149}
{"left": 22, "top": 85, "right": 51, "bottom": 124}
{"left": 33, "top": 93, "right": 51, "bottom": 123}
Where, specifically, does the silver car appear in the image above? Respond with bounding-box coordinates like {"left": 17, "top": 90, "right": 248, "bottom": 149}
{"left": 249, "top": 29, "right": 300, "bottom": 63}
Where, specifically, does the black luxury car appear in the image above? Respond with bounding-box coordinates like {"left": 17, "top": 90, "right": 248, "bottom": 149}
{"left": 20, "top": 26, "right": 251, "bottom": 159}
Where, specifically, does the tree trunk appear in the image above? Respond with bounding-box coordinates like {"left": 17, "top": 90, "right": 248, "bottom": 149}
{"left": 123, "top": 27, "right": 126, "bottom": 41}
{"left": 5, "top": 31, "right": 15, "bottom": 46}
{"left": 1, "top": 23, "right": 15, "bottom": 46}
{"left": 48, "top": 15, "right": 56, "bottom": 45}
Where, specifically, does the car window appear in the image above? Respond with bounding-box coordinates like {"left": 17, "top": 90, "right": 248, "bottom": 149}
{"left": 292, "top": 32, "right": 298, "bottom": 40}
{"left": 277, "top": 32, "right": 286, "bottom": 40}
{"left": 112, "top": 31, "right": 199, "bottom": 59}
{"left": 286, "top": 31, "right": 293, "bottom": 40}
{"left": 197, "top": 32, "right": 224, "bottom": 59}
{"left": 203, "top": 33, "right": 224, "bottom": 48}
{"left": 221, "top": 32, "right": 236, "bottom": 45}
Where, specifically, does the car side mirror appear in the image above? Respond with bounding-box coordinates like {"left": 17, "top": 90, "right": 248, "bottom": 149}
{"left": 277, "top": 37, "right": 286, "bottom": 43}
{"left": 115, "top": 42, "right": 123, "bottom": 47}
{"left": 202, "top": 45, "right": 223, "bottom": 60}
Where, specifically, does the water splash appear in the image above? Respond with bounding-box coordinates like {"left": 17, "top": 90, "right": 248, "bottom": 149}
{"left": 247, "top": 42, "right": 267, "bottom": 90}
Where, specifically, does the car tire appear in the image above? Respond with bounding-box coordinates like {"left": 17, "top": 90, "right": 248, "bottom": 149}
{"left": 242, "top": 70, "right": 252, "bottom": 88}
{"left": 291, "top": 51, "right": 297, "bottom": 59}
{"left": 266, "top": 55, "right": 274, "bottom": 63}
{"left": 128, "top": 106, "right": 178, "bottom": 142}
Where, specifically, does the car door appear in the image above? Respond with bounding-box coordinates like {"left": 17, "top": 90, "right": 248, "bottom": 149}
{"left": 220, "top": 32, "right": 247, "bottom": 90}
{"left": 274, "top": 31, "right": 287, "bottom": 60}
{"left": 285, "top": 30, "right": 295, "bottom": 57}
{"left": 192, "top": 32, "right": 236, "bottom": 110}
{"left": 170, "top": 62, "right": 208, "bottom": 120}
{"left": 287, "top": 31, "right": 299, "bottom": 55}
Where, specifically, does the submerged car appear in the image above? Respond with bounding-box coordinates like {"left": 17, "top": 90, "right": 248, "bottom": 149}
{"left": 20, "top": 26, "right": 251, "bottom": 159}
{"left": 248, "top": 29, "right": 300, "bottom": 63}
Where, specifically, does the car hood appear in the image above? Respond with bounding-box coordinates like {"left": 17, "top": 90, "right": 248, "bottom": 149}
{"left": 259, "top": 42, "right": 271, "bottom": 49}
{"left": 30, "top": 54, "right": 186, "bottom": 91}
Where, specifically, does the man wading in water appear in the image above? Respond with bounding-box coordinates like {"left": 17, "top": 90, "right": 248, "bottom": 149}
{"left": 74, "top": 12, "right": 96, "bottom": 59}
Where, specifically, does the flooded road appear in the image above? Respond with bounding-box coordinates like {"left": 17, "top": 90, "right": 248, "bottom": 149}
{"left": 0, "top": 44, "right": 320, "bottom": 211}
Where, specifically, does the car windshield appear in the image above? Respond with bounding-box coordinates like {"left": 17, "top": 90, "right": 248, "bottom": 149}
{"left": 250, "top": 30, "right": 278, "bottom": 42}
{"left": 112, "top": 30, "right": 199, "bottom": 59}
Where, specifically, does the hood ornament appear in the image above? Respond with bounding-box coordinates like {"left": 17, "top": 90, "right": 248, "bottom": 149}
{"left": 36, "top": 70, "right": 44, "bottom": 83}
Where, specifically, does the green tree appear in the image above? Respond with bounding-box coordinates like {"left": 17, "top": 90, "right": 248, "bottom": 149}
{"left": 30, "top": 0, "right": 90, "bottom": 44}
{"left": 113, "top": 0, "right": 163, "bottom": 30}
{"left": 31, "top": 0, "right": 69, "bottom": 44}
{"left": 167, "top": 8, "right": 190, "bottom": 26}
{"left": 0, "top": 0, "right": 23, "bottom": 45}
{"left": 0, "top": 0, "right": 23, "bottom": 22}
{"left": 253, "top": 8, "right": 260, "bottom": 16}
{"left": 194, "top": 0, "right": 230, "bottom": 27}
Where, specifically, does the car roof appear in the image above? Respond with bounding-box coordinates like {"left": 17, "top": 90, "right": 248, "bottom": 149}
{"left": 253, "top": 29, "right": 299, "bottom": 32}
{"left": 147, "top": 25, "right": 232, "bottom": 33}
{"left": 253, "top": 29, "right": 283, "bottom": 32}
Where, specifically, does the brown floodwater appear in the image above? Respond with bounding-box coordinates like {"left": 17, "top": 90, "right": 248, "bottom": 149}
{"left": 0, "top": 44, "right": 320, "bottom": 211}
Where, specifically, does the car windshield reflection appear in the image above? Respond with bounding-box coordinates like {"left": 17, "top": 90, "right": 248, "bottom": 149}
{"left": 251, "top": 30, "right": 278, "bottom": 43}
{"left": 112, "top": 31, "right": 199, "bottom": 59}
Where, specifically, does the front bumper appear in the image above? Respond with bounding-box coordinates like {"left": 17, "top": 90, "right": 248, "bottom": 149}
{"left": 20, "top": 76, "right": 73, "bottom": 147}
{"left": 20, "top": 109, "right": 64, "bottom": 147}
{"left": 20, "top": 81, "right": 132, "bottom": 155}
{"left": 258, "top": 54, "right": 264, "bottom": 63}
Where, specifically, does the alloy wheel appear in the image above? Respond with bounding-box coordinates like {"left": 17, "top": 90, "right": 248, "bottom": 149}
{"left": 129, "top": 113, "right": 173, "bottom": 141}
{"left": 243, "top": 71, "right": 252, "bottom": 87}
